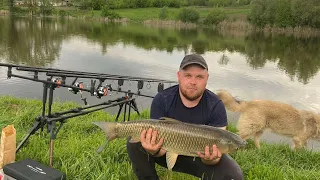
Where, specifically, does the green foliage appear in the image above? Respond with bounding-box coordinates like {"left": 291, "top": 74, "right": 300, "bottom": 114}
{"left": 203, "top": 8, "right": 227, "bottom": 25}
{"left": 249, "top": 0, "right": 320, "bottom": 28}
{"left": 0, "top": 0, "right": 6, "bottom": 8}
{"left": 291, "top": 0, "right": 314, "bottom": 27}
{"left": 177, "top": 8, "right": 200, "bottom": 23}
{"left": 159, "top": 6, "right": 168, "bottom": 19}
{"left": 40, "top": 5, "right": 54, "bottom": 16}
{"left": 91, "top": 0, "right": 104, "bottom": 10}
{"left": 152, "top": 0, "right": 168, "bottom": 7}
{"left": 274, "top": 0, "right": 294, "bottom": 27}
{"left": 248, "top": 0, "right": 276, "bottom": 27}
{"left": 135, "top": 0, "right": 150, "bottom": 8}
{"left": 10, "top": 6, "right": 28, "bottom": 14}
{"left": 79, "top": 1, "right": 92, "bottom": 10}
{"left": 101, "top": 6, "right": 121, "bottom": 20}
{"left": 310, "top": 6, "right": 320, "bottom": 28}
{"left": 58, "top": 10, "right": 68, "bottom": 17}
{"left": 77, "top": 0, "right": 251, "bottom": 10}
{"left": 167, "top": 0, "right": 181, "bottom": 8}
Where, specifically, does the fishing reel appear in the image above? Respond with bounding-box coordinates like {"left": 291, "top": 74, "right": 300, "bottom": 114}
{"left": 68, "top": 81, "right": 87, "bottom": 105}
{"left": 68, "top": 81, "right": 84, "bottom": 94}
{"left": 94, "top": 84, "right": 112, "bottom": 99}
{"left": 51, "top": 78, "right": 62, "bottom": 88}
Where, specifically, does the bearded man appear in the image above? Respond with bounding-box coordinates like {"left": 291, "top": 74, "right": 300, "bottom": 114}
{"left": 126, "top": 54, "right": 243, "bottom": 180}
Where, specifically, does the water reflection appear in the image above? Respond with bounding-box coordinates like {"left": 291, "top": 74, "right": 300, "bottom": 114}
{"left": 1, "top": 16, "right": 320, "bottom": 84}
{"left": 244, "top": 33, "right": 320, "bottom": 84}
{"left": 0, "top": 16, "right": 63, "bottom": 66}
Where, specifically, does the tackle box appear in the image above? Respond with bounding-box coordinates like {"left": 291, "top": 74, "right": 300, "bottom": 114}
{"left": 2, "top": 158, "right": 66, "bottom": 180}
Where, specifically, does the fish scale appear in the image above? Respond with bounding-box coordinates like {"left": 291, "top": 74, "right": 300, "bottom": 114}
{"left": 93, "top": 118, "right": 247, "bottom": 170}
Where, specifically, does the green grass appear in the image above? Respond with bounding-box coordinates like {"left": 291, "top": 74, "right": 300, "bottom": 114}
{"left": 0, "top": 95, "right": 319, "bottom": 179}
{"left": 114, "top": 6, "right": 250, "bottom": 22}
{"left": 57, "top": 6, "right": 250, "bottom": 22}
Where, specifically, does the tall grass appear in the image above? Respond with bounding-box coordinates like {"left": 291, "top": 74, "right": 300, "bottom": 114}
{"left": 0, "top": 95, "right": 319, "bottom": 179}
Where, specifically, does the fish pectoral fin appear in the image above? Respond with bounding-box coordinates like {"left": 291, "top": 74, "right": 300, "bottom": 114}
{"left": 128, "top": 136, "right": 140, "bottom": 143}
{"left": 159, "top": 117, "right": 181, "bottom": 123}
{"left": 166, "top": 152, "right": 179, "bottom": 171}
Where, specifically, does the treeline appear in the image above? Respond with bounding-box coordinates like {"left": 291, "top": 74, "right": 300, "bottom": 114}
{"left": 249, "top": 0, "right": 320, "bottom": 28}
{"left": 80, "top": 0, "right": 252, "bottom": 10}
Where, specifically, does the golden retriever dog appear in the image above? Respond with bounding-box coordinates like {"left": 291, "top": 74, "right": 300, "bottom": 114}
{"left": 216, "top": 89, "right": 320, "bottom": 150}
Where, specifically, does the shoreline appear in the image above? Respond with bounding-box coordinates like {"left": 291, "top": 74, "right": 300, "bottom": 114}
{"left": 1, "top": 10, "right": 320, "bottom": 38}
{"left": 143, "top": 19, "right": 320, "bottom": 37}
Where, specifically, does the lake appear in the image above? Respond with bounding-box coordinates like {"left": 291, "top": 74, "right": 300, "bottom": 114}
{"left": 0, "top": 15, "right": 320, "bottom": 151}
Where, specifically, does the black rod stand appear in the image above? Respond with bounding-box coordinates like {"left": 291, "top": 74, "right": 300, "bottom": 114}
{"left": 15, "top": 80, "right": 140, "bottom": 166}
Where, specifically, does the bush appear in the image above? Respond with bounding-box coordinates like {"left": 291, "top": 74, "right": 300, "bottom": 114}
{"left": 274, "top": 0, "right": 294, "bottom": 27}
{"left": 11, "top": 6, "right": 28, "bottom": 13}
{"left": 101, "top": 6, "right": 121, "bottom": 20}
{"left": 135, "top": 0, "right": 150, "bottom": 8}
{"left": 79, "top": 1, "right": 91, "bottom": 10}
{"left": 248, "top": 0, "right": 277, "bottom": 27}
{"left": 168, "top": 0, "right": 180, "bottom": 7}
{"left": 91, "top": 0, "right": 104, "bottom": 10}
{"left": 177, "top": 8, "right": 200, "bottom": 23}
{"left": 311, "top": 6, "right": 320, "bottom": 28}
{"left": 153, "top": 0, "right": 168, "bottom": 7}
{"left": 203, "top": 8, "right": 227, "bottom": 25}
{"left": 58, "top": 9, "right": 68, "bottom": 17}
{"left": 40, "top": 4, "right": 54, "bottom": 16}
{"left": 249, "top": 0, "right": 319, "bottom": 28}
{"left": 159, "top": 6, "right": 168, "bottom": 19}
{"left": 291, "top": 0, "right": 313, "bottom": 26}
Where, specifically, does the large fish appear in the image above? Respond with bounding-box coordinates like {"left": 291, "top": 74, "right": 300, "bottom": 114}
{"left": 93, "top": 117, "right": 247, "bottom": 170}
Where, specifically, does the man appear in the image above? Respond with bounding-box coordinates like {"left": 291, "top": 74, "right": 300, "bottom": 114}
{"left": 126, "top": 54, "right": 243, "bottom": 180}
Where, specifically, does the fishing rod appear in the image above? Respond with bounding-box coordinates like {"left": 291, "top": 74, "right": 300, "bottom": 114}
{"left": 0, "top": 63, "right": 176, "bottom": 83}
{"left": 0, "top": 63, "right": 175, "bottom": 100}
{"left": 0, "top": 63, "right": 177, "bottom": 167}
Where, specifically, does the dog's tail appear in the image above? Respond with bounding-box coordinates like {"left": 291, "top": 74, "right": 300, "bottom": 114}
{"left": 315, "top": 114, "right": 320, "bottom": 137}
{"left": 216, "top": 90, "right": 246, "bottom": 112}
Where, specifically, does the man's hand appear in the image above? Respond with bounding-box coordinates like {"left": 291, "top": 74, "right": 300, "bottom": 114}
{"left": 197, "top": 145, "right": 222, "bottom": 165}
{"left": 140, "top": 128, "right": 166, "bottom": 157}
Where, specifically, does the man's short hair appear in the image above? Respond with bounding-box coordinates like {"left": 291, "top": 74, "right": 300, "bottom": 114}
{"left": 179, "top": 54, "right": 208, "bottom": 70}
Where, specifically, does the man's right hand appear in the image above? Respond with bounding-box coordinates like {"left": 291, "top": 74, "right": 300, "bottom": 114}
{"left": 140, "top": 128, "right": 166, "bottom": 157}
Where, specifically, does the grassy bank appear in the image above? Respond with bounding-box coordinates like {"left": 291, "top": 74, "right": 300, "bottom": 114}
{"left": 4, "top": 5, "right": 320, "bottom": 37}
{"left": 0, "top": 95, "right": 319, "bottom": 179}
{"left": 53, "top": 6, "right": 249, "bottom": 22}
{"left": 2, "top": 6, "right": 249, "bottom": 22}
{"left": 37, "top": 6, "right": 320, "bottom": 36}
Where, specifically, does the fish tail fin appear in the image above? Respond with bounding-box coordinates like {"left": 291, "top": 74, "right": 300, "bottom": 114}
{"left": 216, "top": 90, "right": 246, "bottom": 112}
{"left": 93, "top": 121, "right": 119, "bottom": 141}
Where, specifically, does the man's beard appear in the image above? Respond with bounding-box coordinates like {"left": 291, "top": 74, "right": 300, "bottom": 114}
{"left": 180, "top": 88, "right": 204, "bottom": 101}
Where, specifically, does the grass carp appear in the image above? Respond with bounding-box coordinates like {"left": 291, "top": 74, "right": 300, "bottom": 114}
{"left": 93, "top": 117, "right": 247, "bottom": 170}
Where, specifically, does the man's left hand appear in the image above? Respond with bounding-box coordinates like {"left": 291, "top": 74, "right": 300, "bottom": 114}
{"left": 197, "top": 145, "right": 222, "bottom": 165}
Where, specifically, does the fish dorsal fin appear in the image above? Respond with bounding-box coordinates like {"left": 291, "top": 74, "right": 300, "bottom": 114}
{"left": 159, "top": 117, "right": 181, "bottom": 123}
{"left": 166, "top": 152, "right": 179, "bottom": 170}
